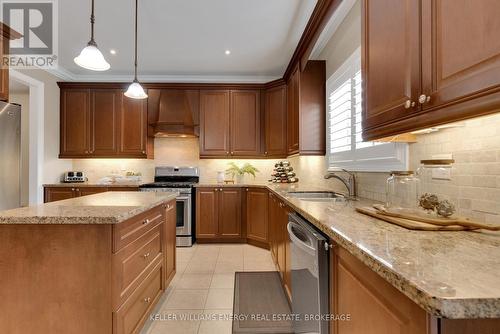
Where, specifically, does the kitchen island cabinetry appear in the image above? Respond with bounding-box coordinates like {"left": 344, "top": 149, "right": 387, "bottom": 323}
{"left": 0, "top": 192, "right": 177, "bottom": 334}
{"left": 44, "top": 185, "right": 139, "bottom": 203}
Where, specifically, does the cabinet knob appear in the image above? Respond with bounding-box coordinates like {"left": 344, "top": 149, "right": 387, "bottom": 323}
{"left": 404, "top": 100, "right": 415, "bottom": 109}
{"left": 226, "top": 152, "right": 229, "bottom": 155}
{"left": 142, "top": 252, "right": 150, "bottom": 259}
{"left": 143, "top": 297, "right": 151, "bottom": 303}
{"left": 265, "top": 151, "right": 268, "bottom": 155}
{"left": 71, "top": 188, "right": 75, "bottom": 191}
{"left": 246, "top": 188, "right": 249, "bottom": 192}
{"left": 220, "top": 188, "right": 223, "bottom": 191}
{"left": 143, "top": 218, "right": 150, "bottom": 225}
{"left": 214, "top": 188, "right": 218, "bottom": 192}
{"left": 84, "top": 150, "right": 89, "bottom": 154}
{"left": 418, "top": 94, "right": 431, "bottom": 104}
{"left": 142, "top": 150, "right": 146, "bottom": 154}
{"left": 231, "top": 152, "right": 234, "bottom": 155}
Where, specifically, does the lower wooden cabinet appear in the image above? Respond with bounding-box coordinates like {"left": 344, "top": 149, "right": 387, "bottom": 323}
{"left": 245, "top": 187, "right": 269, "bottom": 246}
{"left": 268, "top": 192, "right": 291, "bottom": 301}
{"left": 196, "top": 187, "right": 243, "bottom": 241}
{"left": 44, "top": 186, "right": 139, "bottom": 203}
{"left": 164, "top": 201, "right": 176, "bottom": 285}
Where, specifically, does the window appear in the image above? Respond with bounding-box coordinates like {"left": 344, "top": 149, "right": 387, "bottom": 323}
{"left": 326, "top": 48, "right": 408, "bottom": 172}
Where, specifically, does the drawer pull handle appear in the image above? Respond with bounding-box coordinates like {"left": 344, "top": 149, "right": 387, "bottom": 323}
{"left": 143, "top": 297, "right": 151, "bottom": 303}
{"left": 143, "top": 219, "right": 150, "bottom": 225}
{"left": 142, "top": 252, "right": 150, "bottom": 259}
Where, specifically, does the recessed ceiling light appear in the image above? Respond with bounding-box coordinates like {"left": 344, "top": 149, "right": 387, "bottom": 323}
{"left": 225, "top": 50, "right": 231, "bottom": 55}
{"left": 110, "top": 49, "right": 117, "bottom": 55}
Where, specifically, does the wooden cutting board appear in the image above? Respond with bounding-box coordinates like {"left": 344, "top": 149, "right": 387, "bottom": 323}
{"left": 356, "top": 207, "right": 477, "bottom": 231}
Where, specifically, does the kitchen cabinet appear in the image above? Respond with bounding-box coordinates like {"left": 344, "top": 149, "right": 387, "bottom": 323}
{"left": 199, "top": 91, "right": 231, "bottom": 157}
{"left": 195, "top": 187, "right": 243, "bottom": 241}
{"left": 59, "top": 85, "right": 152, "bottom": 159}
{"left": 44, "top": 186, "right": 138, "bottom": 203}
{"left": 0, "top": 23, "right": 22, "bottom": 101}
{"left": 245, "top": 187, "right": 269, "bottom": 246}
{"left": 0, "top": 203, "right": 171, "bottom": 334}
{"left": 330, "top": 244, "right": 500, "bottom": 334}
{"left": 164, "top": 200, "right": 176, "bottom": 286}
{"left": 331, "top": 245, "right": 428, "bottom": 334}
{"left": 286, "top": 61, "right": 326, "bottom": 156}
{"left": 230, "top": 90, "right": 261, "bottom": 156}
{"left": 265, "top": 85, "right": 287, "bottom": 157}
{"left": 90, "top": 90, "right": 121, "bottom": 156}
{"left": 362, "top": 0, "right": 500, "bottom": 140}
{"left": 268, "top": 192, "right": 291, "bottom": 301}
{"left": 199, "top": 90, "right": 262, "bottom": 158}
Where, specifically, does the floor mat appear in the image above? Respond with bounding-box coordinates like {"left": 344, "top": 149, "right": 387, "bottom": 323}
{"left": 232, "top": 271, "right": 293, "bottom": 334}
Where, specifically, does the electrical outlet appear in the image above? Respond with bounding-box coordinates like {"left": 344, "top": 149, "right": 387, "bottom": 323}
{"left": 432, "top": 167, "right": 452, "bottom": 180}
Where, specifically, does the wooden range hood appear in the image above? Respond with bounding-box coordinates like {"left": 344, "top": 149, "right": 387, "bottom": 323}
{"left": 147, "top": 89, "right": 200, "bottom": 137}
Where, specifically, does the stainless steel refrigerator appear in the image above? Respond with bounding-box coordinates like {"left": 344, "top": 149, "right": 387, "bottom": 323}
{"left": 0, "top": 102, "right": 21, "bottom": 211}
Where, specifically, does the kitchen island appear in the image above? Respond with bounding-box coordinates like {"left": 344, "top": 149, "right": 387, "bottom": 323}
{"left": 0, "top": 192, "right": 177, "bottom": 334}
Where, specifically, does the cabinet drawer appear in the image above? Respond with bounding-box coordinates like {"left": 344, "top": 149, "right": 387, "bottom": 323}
{"left": 113, "top": 261, "right": 163, "bottom": 334}
{"left": 113, "top": 224, "right": 162, "bottom": 309}
{"left": 113, "top": 206, "right": 165, "bottom": 252}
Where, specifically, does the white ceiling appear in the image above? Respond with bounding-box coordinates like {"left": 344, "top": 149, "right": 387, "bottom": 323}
{"left": 57, "top": 0, "right": 317, "bottom": 82}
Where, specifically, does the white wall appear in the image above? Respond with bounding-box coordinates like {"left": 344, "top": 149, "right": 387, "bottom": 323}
{"left": 15, "top": 69, "right": 72, "bottom": 197}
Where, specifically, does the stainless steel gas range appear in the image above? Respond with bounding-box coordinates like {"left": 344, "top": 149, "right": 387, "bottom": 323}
{"left": 139, "top": 166, "right": 199, "bottom": 247}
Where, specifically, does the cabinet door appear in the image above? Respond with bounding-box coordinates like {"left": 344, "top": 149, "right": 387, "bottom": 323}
{"left": 265, "top": 85, "right": 287, "bottom": 157}
{"left": 268, "top": 193, "right": 279, "bottom": 263}
{"left": 199, "top": 90, "right": 230, "bottom": 157}
{"left": 230, "top": 90, "right": 261, "bottom": 156}
{"left": 75, "top": 187, "right": 108, "bottom": 198}
{"left": 362, "top": 0, "right": 421, "bottom": 132}
{"left": 287, "top": 68, "right": 300, "bottom": 155}
{"left": 44, "top": 187, "right": 75, "bottom": 203}
{"left": 119, "top": 97, "right": 148, "bottom": 157}
{"left": 218, "top": 188, "right": 242, "bottom": 238}
{"left": 196, "top": 188, "right": 219, "bottom": 238}
{"left": 0, "top": 37, "right": 9, "bottom": 101}
{"left": 331, "top": 246, "right": 428, "bottom": 334}
{"left": 164, "top": 200, "right": 176, "bottom": 285}
{"left": 90, "top": 90, "right": 121, "bottom": 156}
{"left": 246, "top": 188, "right": 269, "bottom": 243}
{"left": 421, "top": 0, "right": 500, "bottom": 113}
{"left": 282, "top": 205, "right": 292, "bottom": 300}
{"left": 276, "top": 201, "right": 286, "bottom": 276}
{"left": 60, "top": 89, "right": 90, "bottom": 157}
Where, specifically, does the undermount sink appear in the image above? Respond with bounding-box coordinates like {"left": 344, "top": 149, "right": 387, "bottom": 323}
{"left": 286, "top": 191, "right": 347, "bottom": 201}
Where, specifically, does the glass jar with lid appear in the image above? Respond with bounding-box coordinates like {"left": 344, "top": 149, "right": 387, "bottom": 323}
{"left": 386, "top": 171, "right": 420, "bottom": 213}
{"left": 416, "top": 159, "right": 457, "bottom": 217}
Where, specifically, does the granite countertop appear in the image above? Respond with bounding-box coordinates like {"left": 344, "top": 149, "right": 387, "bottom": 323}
{"left": 196, "top": 182, "right": 500, "bottom": 319}
{"left": 44, "top": 182, "right": 142, "bottom": 188}
{"left": 0, "top": 192, "right": 177, "bottom": 225}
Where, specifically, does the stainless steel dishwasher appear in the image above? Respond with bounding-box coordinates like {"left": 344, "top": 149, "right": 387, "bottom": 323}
{"left": 287, "top": 213, "right": 329, "bottom": 334}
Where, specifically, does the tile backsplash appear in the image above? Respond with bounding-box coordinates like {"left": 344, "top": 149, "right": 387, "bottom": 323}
{"left": 72, "top": 113, "right": 500, "bottom": 225}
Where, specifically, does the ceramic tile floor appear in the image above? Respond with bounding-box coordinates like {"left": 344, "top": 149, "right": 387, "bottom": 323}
{"left": 144, "top": 243, "right": 276, "bottom": 334}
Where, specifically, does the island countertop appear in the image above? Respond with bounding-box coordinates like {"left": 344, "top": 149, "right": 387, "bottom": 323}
{"left": 196, "top": 182, "right": 500, "bottom": 319}
{"left": 0, "top": 191, "right": 177, "bottom": 225}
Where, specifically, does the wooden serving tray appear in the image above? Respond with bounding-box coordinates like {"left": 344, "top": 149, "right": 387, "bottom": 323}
{"left": 356, "top": 207, "right": 476, "bottom": 231}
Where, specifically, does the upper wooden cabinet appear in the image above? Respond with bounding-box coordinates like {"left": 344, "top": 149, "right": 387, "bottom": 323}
{"left": 59, "top": 86, "right": 152, "bottom": 159}
{"left": 362, "top": 0, "right": 500, "bottom": 140}
{"left": 286, "top": 61, "right": 326, "bottom": 156}
{"left": 0, "top": 23, "right": 22, "bottom": 102}
{"left": 199, "top": 90, "right": 262, "bottom": 158}
{"left": 230, "top": 90, "right": 261, "bottom": 157}
{"left": 265, "top": 85, "right": 288, "bottom": 157}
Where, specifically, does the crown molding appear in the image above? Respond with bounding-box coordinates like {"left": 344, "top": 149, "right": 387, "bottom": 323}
{"left": 47, "top": 66, "right": 280, "bottom": 84}
{"left": 309, "top": 0, "right": 358, "bottom": 60}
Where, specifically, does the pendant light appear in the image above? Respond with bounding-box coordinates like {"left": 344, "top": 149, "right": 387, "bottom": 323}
{"left": 124, "top": 0, "right": 148, "bottom": 99}
{"left": 74, "top": 0, "right": 110, "bottom": 71}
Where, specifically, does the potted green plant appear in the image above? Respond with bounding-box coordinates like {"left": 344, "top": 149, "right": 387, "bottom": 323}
{"left": 225, "top": 162, "right": 259, "bottom": 184}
